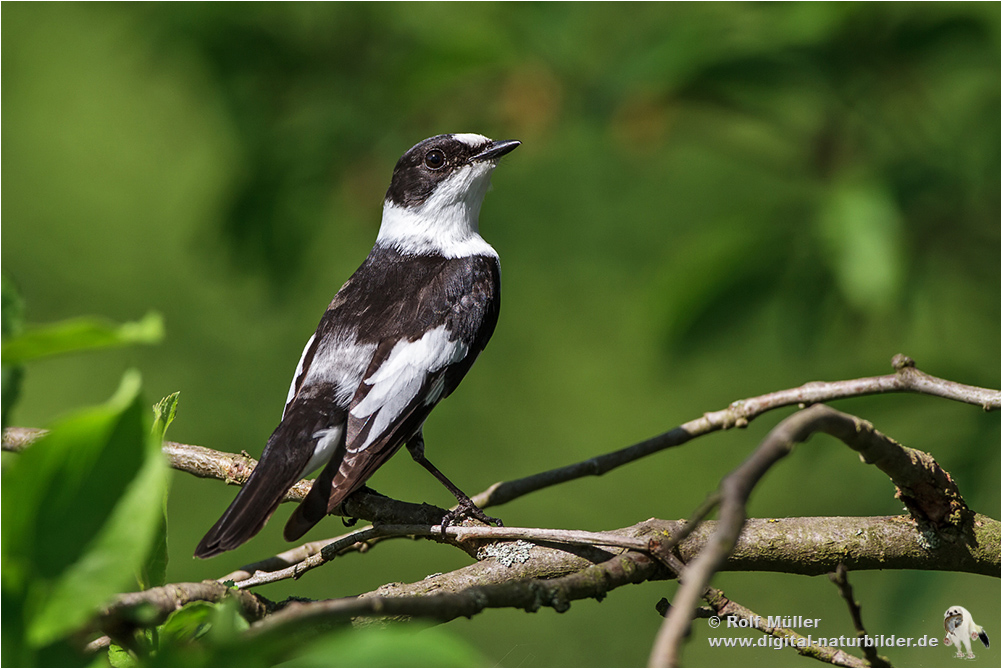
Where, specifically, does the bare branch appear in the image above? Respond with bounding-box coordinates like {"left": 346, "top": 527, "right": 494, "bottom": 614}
{"left": 829, "top": 564, "right": 889, "bottom": 667}
{"left": 220, "top": 513, "right": 999, "bottom": 592}
{"left": 248, "top": 548, "right": 661, "bottom": 640}
{"left": 86, "top": 514, "right": 998, "bottom": 650}
{"left": 471, "top": 356, "right": 999, "bottom": 510}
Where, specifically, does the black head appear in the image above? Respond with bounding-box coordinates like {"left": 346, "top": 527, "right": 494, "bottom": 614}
{"left": 385, "top": 134, "right": 520, "bottom": 208}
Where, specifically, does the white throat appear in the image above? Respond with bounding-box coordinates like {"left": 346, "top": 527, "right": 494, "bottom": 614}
{"left": 376, "top": 161, "right": 500, "bottom": 258}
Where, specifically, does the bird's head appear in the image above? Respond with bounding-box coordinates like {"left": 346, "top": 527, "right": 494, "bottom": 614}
{"left": 378, "top": 134, "right": 520, "bottom": 257}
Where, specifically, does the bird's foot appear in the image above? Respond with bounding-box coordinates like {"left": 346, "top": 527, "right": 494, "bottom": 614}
{"left": 440, "top": 500, "right": 503, "bottom": 533}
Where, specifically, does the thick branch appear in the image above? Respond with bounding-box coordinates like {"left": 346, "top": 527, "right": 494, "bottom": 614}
{"left": 222, "top": 513, "right": 999, "bottom": 591}
{"left": 88, "top": 514, "right": 998, "bottom": 649}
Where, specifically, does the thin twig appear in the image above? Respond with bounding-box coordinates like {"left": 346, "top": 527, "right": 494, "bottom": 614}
{"left": 229, "top": 524, "right": 652, "bottom": 589}
{"left": 829, "top": 564, "right": 890, "bottom": 667}
{"left": 470, "top": 355, "right": 999, "bottom": 511}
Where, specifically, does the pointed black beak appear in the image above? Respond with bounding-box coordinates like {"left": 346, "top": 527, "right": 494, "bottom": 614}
{"left": 472, "top": 139, "right": 520, "bottom": 162}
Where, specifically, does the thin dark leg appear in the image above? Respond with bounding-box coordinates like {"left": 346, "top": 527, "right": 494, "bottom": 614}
{"left": 406, "top": 430, "right": 503, "bottom": 530}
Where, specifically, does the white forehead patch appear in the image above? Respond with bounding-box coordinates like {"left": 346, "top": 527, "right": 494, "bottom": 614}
{"left": 451, "top": 133, "right": 490, "bottom": 148}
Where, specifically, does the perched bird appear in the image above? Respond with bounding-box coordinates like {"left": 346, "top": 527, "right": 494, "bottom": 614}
{"left": 196, "top": 133, "right": 519, "bottom": 558}
{"left": 944, "top": 605, "right": 990, "bottom": 659}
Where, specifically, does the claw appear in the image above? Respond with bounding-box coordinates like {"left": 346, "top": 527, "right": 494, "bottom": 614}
{"left": 440, "top": 499, "right": 503, "bottom": 533}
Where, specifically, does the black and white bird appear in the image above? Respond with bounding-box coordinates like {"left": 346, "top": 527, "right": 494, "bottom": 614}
{"left": 195, "top": 133, "right": 519, "bottom": 558}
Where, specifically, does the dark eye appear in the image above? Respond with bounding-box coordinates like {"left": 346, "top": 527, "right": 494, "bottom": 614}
{"left": 424, "top": 149, "right": 446, "bottom": 169}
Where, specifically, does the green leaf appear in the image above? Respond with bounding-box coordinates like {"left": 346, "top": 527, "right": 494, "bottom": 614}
{"left": 1, "top": 371, "right": 172, "bottom": 648}
{"left": 158, "top": 602, "right": 215, "bottom": 646}
{"left": 151, "top": 392, "right": 180, "bottom": 441}
{"left": 289, "top": 623, "right": 487, "bottom": 668}
{"left": 108, "top": 643, "right": 137, "bottom": 668}
{"left": 205, "top": 595, "right": 251, "bottom": 644}
{"left": 1, "top": 276, "right": 25, "bottom": 340}
{"left": 0, "top": 311, "right": 164, "bottom": 366}
{"left": 139, "top": 393, "right": 179, "bottom": 590}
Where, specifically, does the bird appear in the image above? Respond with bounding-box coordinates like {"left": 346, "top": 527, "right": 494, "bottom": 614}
{"left": 195, "top": 133, "right": 519, "bottom": 558}
{"left": 943, "top": 605, "right": 989, "bottom": 659}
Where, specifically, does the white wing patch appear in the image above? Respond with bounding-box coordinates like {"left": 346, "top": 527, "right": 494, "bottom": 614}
{"left": 284, "top": 332, "right": 378, "bottom": 419}
{"left": 284, "top": 333, "right": 316, "bottom": 415}
{"left": 349, "top": 325, "right": 468, "bottom": 451}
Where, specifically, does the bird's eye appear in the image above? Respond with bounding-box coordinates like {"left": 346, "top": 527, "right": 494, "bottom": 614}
{"left": 424, "top": 149, "right": 446, "bottom": 169}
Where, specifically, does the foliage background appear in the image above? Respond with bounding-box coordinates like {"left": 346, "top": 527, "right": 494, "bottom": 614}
{"left": 3, "top": 3, "right": 999, "bottom": 666}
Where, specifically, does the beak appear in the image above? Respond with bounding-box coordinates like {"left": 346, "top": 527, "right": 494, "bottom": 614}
{"left": 471, "top": 139, "right": 520, "bottom": 162}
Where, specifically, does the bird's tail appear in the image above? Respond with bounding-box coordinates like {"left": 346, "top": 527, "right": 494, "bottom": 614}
{"left": 283, "top": 460, "right": 338, "bottom": 542}
{"left": 194, "top": 433, "right": 305, "bottom": 559}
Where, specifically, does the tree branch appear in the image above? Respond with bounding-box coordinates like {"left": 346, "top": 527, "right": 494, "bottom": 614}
{"left": 227, "top": 524, "right": 653, "bottom": 589}
{"left": 471, "top": 355, "right": 999, "bottom": 510}
{"left": 648, "top": 403, "right": 990, "bottom": 667}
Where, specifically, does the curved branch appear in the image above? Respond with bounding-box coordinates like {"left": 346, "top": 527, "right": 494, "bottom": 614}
{"left": 222, "top": 513, "right": 1000, "bottom": 592}
{"left": 246, "top": 513, "right": 998, "bottom": 640}
{"left": 93, "top": 581, "right": 273, "bottom": 649}
{"left": 648, "top": 404, "right": 990, "bottom": 667}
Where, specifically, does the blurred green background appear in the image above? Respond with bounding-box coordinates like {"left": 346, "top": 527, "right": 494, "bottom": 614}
{"left": 3, "top": 2, "right": 999, "bottom": 666}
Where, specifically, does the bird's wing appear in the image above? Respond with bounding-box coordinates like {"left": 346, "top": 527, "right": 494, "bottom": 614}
{"left": 299, "top": 256, "right": 500, "bottom": 523}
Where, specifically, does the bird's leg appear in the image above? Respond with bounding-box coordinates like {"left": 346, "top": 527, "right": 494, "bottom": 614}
{"left": 406, "top": 430, "right": 503, "bottom": 530}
